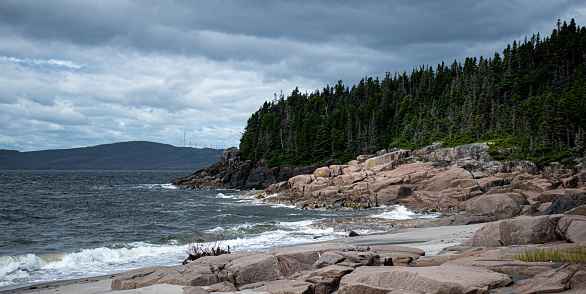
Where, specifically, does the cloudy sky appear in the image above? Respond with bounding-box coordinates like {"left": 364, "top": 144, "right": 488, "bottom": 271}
{"left": 1, "top": 0, "right": 585, "bottom": 151}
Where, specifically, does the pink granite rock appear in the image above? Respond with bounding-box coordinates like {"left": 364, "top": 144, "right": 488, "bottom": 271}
{"left": 338, "top": 264, "right": 512, "bottom": 294}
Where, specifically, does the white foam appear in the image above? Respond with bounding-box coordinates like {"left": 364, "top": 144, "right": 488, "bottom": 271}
{"left": 216, "top": 192, "right": 233, "bottom": 198}
{"left": 0, "top": 217, "right": 350, "bottom": 290}
{"left": 0, "top": 244, "right": 186, "bottom": 290}
{"left": 0, "top": 212, "right": 383, "bottom": 290}
{"left": 265, "top": 202, "right": 297, "bottom": 209}
{"left": 369, "top": 205, "right": 419, "bottom": 219}
{"left": 139, "top": 183, "right": 178, "bottom": 189}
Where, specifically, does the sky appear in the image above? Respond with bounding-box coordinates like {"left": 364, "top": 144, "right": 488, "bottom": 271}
{"left": 1, "top": 1, "right": 586, "bottom": 152}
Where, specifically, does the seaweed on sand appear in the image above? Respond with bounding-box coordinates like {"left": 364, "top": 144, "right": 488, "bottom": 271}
{"left": 182, "top": 219, "right": 232, "bottom": 264}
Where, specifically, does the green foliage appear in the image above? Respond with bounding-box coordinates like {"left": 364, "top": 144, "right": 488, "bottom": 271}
{"left": 239, "top": 19, "right": 586, "bottom": 167}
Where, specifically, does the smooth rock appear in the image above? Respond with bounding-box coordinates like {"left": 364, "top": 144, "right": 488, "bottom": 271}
{"left": 339, "top": 264, "right": 512, "bottom": 294}
{"left": 465, "top": 216, "right": 559, "bottom": 247}
{"left": 538, "top": 192, "right": 586, "bottom": 215}
{"left": 207, "top": 281, "right": 237, "bottom": 292}
{"left": 111, "top": 264, "right": 220, "bottom": 290}
{"left": 224, "top": 253, "right": 282, "bottom": 285}
{"left": 513, "top": 263, "right": 586, "bottom": 294}
{"left": 304, "top": 265, "right": 355, "bottom": 294}
{"left": 566, "top": 204, "right": 586, "bottom": 216}
{"left": 264, "top": 243, "right": 354, "bottom": 276}
{"left": 183, "top": 286, "right": 211, "bottom": 294}
{"left": 465, "top": 193, "right": 521, "bottom": 220}
{"left": 250, "top": 280, "right": 315, "bottom": 294}
{"left": 557, "top": 215, "right": 586, "bottom": 243}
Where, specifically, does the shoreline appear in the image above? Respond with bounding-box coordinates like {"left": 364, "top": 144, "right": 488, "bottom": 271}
{"left": 1, "top": 222, "right": 485, "bottom": 294}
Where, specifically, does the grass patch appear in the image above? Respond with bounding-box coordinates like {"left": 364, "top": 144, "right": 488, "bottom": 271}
{"left": 514, "top": 246, "right": 586, "bottom": 264}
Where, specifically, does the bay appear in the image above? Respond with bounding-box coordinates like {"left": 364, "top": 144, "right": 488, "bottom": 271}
{"left": 0, "top": 170, "right": 420, "bottom": 290}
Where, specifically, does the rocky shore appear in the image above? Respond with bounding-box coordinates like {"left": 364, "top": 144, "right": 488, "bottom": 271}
{"left": 175, "top": 143, "right": 586, "bottom": 218}
{"left": 84, "top": 143, "right": 586, "bottom": 294}
{"left": 172, "top": 147, "right": 342, "bottom": 190}
{"left": 108, "top": 215, "right": 585, "bottom": 294}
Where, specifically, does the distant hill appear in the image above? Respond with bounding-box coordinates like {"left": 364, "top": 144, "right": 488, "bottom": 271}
{"left": 0, "top": 141, "right": 223, "bottom": 170}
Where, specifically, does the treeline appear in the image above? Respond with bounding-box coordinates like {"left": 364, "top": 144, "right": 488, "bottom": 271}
{"left": 239, "top": 19, "right": 586, "bottom": 167}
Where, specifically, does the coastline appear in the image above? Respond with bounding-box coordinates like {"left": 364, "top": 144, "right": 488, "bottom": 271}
{"left": 1, "top": 223, "right": 485, "bottom": 294}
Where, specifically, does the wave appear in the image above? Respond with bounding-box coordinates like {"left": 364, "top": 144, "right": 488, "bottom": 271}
{"left": 0, "top": 218, "right": 359, "bottom": 290}
{"left": 0, "top": 202, "right": 430, "bottom": 290}
{"left": 0, "top": 243, "right": 186, "bottom": 290}
{"left": 368, "top": 205, "right": 439, "bottom": 219}
{"left": 137, "top": 183, "right": 178, "bottom": 189}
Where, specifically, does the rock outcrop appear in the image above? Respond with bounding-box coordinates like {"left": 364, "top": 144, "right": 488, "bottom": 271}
{"left": 243, "top": 143, "right": 586, "bottom": 220}
{"left": 113, "top": 215, "right": 586, "bottom": 293}
{"left": 465, "top": 214, "right": 586, "bottom": 247}
{"left": 338, "top": 264, "right": 512, "bottom": 293}
{"left": 112, "top": 243, "right": 425, "bottom": 292}
{"left": 172, "top": 148, "right": 341, "bottom": 190}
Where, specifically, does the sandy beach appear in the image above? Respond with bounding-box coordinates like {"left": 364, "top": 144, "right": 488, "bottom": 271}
{"left": 1, "top": 223, "right": 484, "bottom": 294}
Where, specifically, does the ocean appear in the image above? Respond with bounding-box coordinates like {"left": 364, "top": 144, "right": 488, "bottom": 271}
{"left": 0, "top": 170, "right": 430, "bottom": 291}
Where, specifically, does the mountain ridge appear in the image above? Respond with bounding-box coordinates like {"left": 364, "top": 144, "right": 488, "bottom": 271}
{"left": 0, "top": 141, "right": 223, "bottom": 170}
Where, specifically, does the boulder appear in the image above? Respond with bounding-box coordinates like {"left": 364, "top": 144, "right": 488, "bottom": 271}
{"left": 362, "top": 149, "right": 412, "bottom": 171}
{"left": 517, "top": 178, "right": 556, "bottom": 193}
{"left": 557, "top": 215, "right": 586, "bottom": 243}
{"left": 249, "top": 280, "right": 315, "bottom": 294}
{"left": 543, "top": 162, "right": 573, "bottom": 179}
{"left": 566, "top": 204, "right": 586, "bottom": 216}
{"left": 519, "top": 205, "right": 538, "bottom": 216}
{"left": 195, "top": 251, "right": 259, "bottom": 270}
{"left": 224, "top": 253, "right": 283, "bottom": 285}
{"left": 245, "top": 167, "right": 276, "bottom": 189}
{"left": 314, "top": 166, "right": 331, "bottom": 178}
{"left": 338, "top": 265, "right": 512, "bottom": 294}
{"left": 498, "top": 161, "right": 539, "bottom": 174}
{"left": 288, "top": 175, "right": 314, "bottom": 187}
{"left": 453, "top": 259, "right": 556, "bottom": 276}
{"left": 513, "top": 263, "right": 586, "bottom": 294}
{"left": 264, "top": 243, "right": 354, "bottom": 276}
{"left": 220, "top": 147, "right": 238, "bottom": 167}
{"left": 536, "top": 189, "right": 573, "bottom": 203}
{"left": 206, "top": 281, "right": 237, "bottom": 292}
{"left": 422, "top": 165, "right": 474, "bottom": 192}
{"left": 276, "top": 164, "right": 296, "bottom": 182}
{"left": 448, "top": 213, "right": 497, "bottom": 225}
{"left": 311, "top": 251, "right": 346, "bottom": 269}
{"left": 465, "top": 193, "right": 521, "bottom": 219}
{"left": 465, "top": 216, "right": 559, "bottom": 247}
{"left": 413, "top": 142, "right": 443, "bottom": 156}
{"left": 182, "top": 287, "right": 211, "bottom": 294}
{"left": 334, "top": 251, "right": 380, "bottom": 268}
{"left": 304, "top": 265, "right": 355, "bottom": 294}
{"left": 111, "top": 264, "right": 219, "bottom": 290}
{"left": 373, "top": 185, "right": 411, "bottom": 205}
{"left": 426, "top": 143, "right": 491, "bottom": 162}
{"left": 537, "top": 192, "right": 586, "bottom": 215}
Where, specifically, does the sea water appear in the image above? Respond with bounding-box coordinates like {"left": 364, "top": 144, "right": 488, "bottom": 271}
{"left": 0, "top": 170, "right": 432, "bottom": 290}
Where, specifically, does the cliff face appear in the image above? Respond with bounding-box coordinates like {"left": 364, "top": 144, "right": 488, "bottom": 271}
{"left": 172, "top": 147, "right": 341, "bottom": 190}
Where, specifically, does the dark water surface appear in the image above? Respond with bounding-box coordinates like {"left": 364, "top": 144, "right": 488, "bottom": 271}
{"left": 1, "top": 170, "right": 404, "bottom": 290}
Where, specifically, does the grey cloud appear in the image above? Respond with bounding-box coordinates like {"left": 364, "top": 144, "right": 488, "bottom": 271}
{"left": 1, "top": 0, "right": 586, "bottom": 151}
{"left": 3, "top": 0, "right": 573, "bottom": 58}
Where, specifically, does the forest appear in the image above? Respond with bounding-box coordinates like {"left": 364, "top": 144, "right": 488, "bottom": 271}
{"left": 238, "top": 19, "right": 586, "bottom": 168}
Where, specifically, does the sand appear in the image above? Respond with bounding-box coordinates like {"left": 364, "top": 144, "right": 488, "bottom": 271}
{"left": 1, "top": 223, "right": 484, "bottom": 294}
